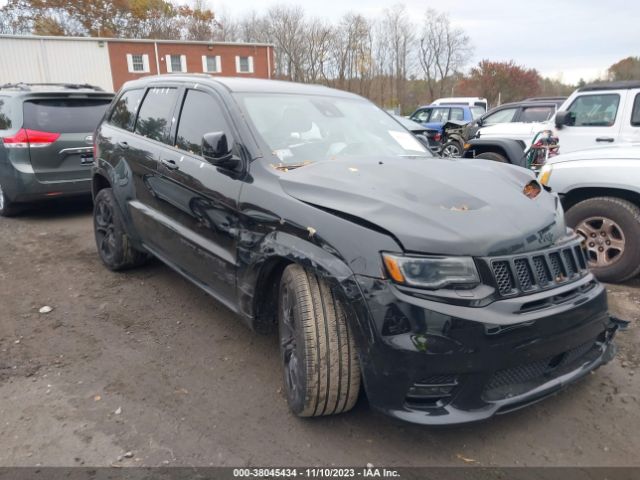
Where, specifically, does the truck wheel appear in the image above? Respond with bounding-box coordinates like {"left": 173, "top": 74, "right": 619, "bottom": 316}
{"left": 278, "top": 264, "right": 361, "bottom": 417}
{"left": 93, "top": 188, "right": 150, "bottom": 271}
{"left": 441, "top": 140, "right": 463, "bottom": 158}
{"left": 566, "top": 197, "right": 640, "bottom": 283}
{"left": 476, "top": 152, "right": 508, "bottom": 163}
{"left": 0, "top": 181, "right": 20, "bottom": 217}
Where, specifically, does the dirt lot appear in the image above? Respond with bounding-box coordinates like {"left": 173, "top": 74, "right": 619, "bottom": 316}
{"left": 0, "top": 199, "right": 638, "bottom": 467}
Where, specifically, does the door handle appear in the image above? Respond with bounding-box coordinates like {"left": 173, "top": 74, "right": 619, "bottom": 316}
{"left": 117, "top": 141, "right": 129, "bottom": 149}
{"left": 161, "top": 158, "right": 179, "bottom": 170}
{"left": 596, "top": 137, "right": 614, "bottom": 143}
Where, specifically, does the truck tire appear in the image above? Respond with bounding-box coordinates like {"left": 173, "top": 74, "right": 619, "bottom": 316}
{"left": 476, "top": 152, "right": 508, "bottom": 163}
{"left": 278, "top": 264, "right": 361, "bottom": 417}
{"left": 93, "top": 188, "right": 150, "bottom": 271}
{"left": 565, "top": 196, "right": 640, "bottom": 283}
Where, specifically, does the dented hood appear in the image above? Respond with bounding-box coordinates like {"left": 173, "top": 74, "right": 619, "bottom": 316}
{"left": 278, "top": 157, "right": 565, "bottom": 256}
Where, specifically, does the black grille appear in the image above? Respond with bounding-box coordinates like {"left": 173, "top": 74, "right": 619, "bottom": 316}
{"left": 488, "top": 239, "right": 588, "bottom": 297}
{"left": 532, "top": 256, "right": 552, "bottom": 285}
{"left": 514, "top": 258, "right": 534, "bottom": 291}
{"left": 483, "top": 341, "right": 598, "bottom": 401}
{"left": 493, "top": 261, "right": 515, "bottom": 295}
{"left": 548, "top": 252, "right": 564, "bottom": 279}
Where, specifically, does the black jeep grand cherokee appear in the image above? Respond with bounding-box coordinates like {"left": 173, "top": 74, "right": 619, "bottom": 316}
{"left": 92, "top": 75, "right": 621, "bottom": 425}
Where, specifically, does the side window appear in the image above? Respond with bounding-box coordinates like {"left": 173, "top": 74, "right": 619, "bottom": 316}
{"left": 134, "top": 87, "right": 179, "bottom": 143}
{"left": 566, "top": 94, "right": 620, "bottom": 127}
{"left": 175, "top": 89, "right": 231, "bottom": 156}
{"left": 631, "top": 94, "right": 640, "bottom": 126}
{"left": 0, "top": 96, "right": 15, "bottom": 132}
{"left": 519, "top": 106, "right": 554, "bottom": 123}
{"left": 411, "top": 108, "right": 431, "bottom": 123}
{"left": 449, "top": 108, "right": 464, "bottom": 121}
{"left": 109, "top": 89, "right": 144, "bottom": 131}
{"left": 429, "top": 107, "right": 449, "bottom": 122}
{"left": 482, "top": 108, "right": 517, "bottom": 125}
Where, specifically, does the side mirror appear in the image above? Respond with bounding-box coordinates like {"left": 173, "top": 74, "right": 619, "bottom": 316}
{"left": 555, "top": 111, "right": 571, "bottom": 129}
{"left": 202, "top": 132, "right": 240, "bottom": 169}
{"left": 476, "top": 117, "right": 484, "bottom": 127}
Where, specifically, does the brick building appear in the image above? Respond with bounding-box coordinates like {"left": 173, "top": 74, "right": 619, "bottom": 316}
{"left": 0, "top": 35, "right": 275, "bottom": 92}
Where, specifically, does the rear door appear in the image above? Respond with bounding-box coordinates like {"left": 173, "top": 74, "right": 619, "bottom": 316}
{"left": 618, "top": 89, "right": 640, "bottom": 144}
{"left": 151, "top": 87, "right": 244, "bottom": 305}
{"left": 23, "top": 96, "right": 112, "bottom": 182}
{"left": 558, "top": 91, "right": 625, "bottom": 153}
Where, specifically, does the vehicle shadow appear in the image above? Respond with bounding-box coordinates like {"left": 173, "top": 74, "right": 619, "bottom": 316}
{"left": 11, "top": 196, "right": 94, "bottom": 220}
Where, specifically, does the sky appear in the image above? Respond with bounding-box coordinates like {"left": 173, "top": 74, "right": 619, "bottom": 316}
{"left": 211, "top": 0, "right": 639, "bottom": 84}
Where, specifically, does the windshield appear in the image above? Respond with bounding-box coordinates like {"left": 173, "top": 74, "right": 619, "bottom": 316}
{"left": 238, "top": 93, "right": 431, "bottom": 165}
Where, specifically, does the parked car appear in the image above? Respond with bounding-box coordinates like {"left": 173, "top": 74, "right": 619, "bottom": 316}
{"left": 393, "top": 115, "right": 440, "bottom": 152}
{"left": 92, "top": 74, "right": 622, "bottom": 425}
{"left": 467, "top": 81, "right": 640, "bottom": 164}
{"left": 0, "top": 83, "right": 114, "bottom": 215}
{"left": 408, "top": 103, "right": 482, "bottom": 138}
{"left": 539, "top": 144, "right": 640, "bottom": 282}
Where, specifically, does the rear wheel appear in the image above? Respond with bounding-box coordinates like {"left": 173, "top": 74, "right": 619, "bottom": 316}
{"left": 278, "top": 264, "right": 361, "bottom": 417}
{"left": 476, "top": 151, "right": 508, "bottom": 163}
{"left": 0, "top": 182, "right": 20, "bottom": 217}
{"left": 566, "top": 196, "right": 640, "bottom": 283}
{"left": 93, "top": 188, "right": 149, "bottom": 271}
{"left": 441, "top": 140, "right": 463, "bottom": 158}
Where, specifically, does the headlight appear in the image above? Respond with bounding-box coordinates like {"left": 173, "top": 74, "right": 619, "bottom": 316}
{"left": 382, "top": 253, "right": 480, "bottom": 290}
{"left": 539, "top": 164, "right": 553, "bottom": 186}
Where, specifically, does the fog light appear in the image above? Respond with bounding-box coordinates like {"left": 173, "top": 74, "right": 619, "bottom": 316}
{"left": 407, "top": 385, "right": 455, "bottom": 398}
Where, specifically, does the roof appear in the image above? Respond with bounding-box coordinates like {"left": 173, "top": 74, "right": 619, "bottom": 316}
{"left": 0, "top": 34, "right": 275, "bottom": 48}
{"left": 123, "top": 74, "right": 362, "bottom": 98}
{"left": 579, "top": 80, "right": 640, "bottom": 92}
{"left": 0, "top": 82, "right": 113, "bottom": 96}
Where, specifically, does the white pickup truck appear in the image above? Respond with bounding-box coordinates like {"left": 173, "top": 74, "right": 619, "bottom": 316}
{"left": 468, "top": 81, "right": 640, "bottom": 163}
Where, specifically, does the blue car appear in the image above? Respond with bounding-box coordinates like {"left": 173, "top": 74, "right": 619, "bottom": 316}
{"left": 409, "top": 103, "right": 483, "bottom": 135}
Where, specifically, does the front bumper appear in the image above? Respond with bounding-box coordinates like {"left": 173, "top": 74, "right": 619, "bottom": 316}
{"left": 353, "top": 274, "right": 620, "bottom": 425}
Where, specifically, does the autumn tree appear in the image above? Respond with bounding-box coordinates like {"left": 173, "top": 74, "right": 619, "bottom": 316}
{"left": 457, "top": 60, "right": 542, "bottom": 106}
{"left": 608, "top": 57, "right": 640, "bottom": 81}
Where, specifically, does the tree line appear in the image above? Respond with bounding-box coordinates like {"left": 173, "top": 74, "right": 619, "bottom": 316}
{"left": 2, "top": 1, "right": 638, "bottom": 112}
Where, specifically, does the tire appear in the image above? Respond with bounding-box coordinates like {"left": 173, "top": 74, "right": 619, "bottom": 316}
{"left": 0, "top": 181, "right": 20, "bottom": 217}
{"left": 565, "top": 196, "right": 640, "bottom": 283}
{"left": 93, "top": 188, "right": 149, "bottom": 271}
{"left": 278, "top": 264, "right": 361, "bottom": 417}
{"left": 441, "top": 140, "right": 463, "bottom": 158}
{"left": 476, "top": 151, "right": 508, "bottom": 163}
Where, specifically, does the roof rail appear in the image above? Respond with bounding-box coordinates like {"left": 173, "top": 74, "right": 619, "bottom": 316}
{"left": 0, "top": 82, "right": 105, "bottom": 92}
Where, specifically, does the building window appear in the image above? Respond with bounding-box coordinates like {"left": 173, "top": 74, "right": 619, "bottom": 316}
{"left": 235, "top": 56, "right": 254, "bottom": 74}
{"left": 202, "top": 55, "right": 221, "bottom": 73}
{"left": 126, "top": 54, "right": 149, "bottom": 73}
{"left": 166, "top": 54, "right": 187, "bottom": 73}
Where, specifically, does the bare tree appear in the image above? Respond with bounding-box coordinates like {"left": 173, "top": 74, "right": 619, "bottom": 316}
{"left": 418, "top": 9, "right": 472, "bottom": 100}
{"left": 266, "top": 5, "right": 306, "bottom": 80}
{"left": 380, "top": 4, "right": 414, "bottom": 110}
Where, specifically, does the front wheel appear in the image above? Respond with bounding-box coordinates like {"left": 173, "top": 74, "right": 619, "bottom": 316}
{"left": 278, "top": 264, "right": 361, "bottom": 417}
{"left": 566, "top": 196, "right": 640, "bottom": 283}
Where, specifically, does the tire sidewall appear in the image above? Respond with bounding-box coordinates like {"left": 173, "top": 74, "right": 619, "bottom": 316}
{"left": 93, "top": 189, "right": 128, "bottom": 270}
{"left": 566, "top": 197, "right": 640, "bottom": 282}
{"left": 278, "top": 268, "right": 309, "bottom": 415}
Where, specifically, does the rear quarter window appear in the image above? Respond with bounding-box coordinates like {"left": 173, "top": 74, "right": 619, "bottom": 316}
{"left": 631, "top": 93, "right": 640, "bottom": 126}
{"left": 23, "top": 98, "right": 112, "bottom": 133}
{"left": 0, "top": 96, "right": 17, "bottom": 132}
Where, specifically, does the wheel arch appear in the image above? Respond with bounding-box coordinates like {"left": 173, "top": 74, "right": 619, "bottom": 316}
{"left": 562, "top": 187, "right": 640, "bottom": 211}
{"left": 92, "top": 172, "right": 111, "bottom": 200}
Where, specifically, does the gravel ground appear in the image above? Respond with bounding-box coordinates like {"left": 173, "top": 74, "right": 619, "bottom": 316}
{"left": 0, "top": 199, "right": 638, "bottom": 467}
